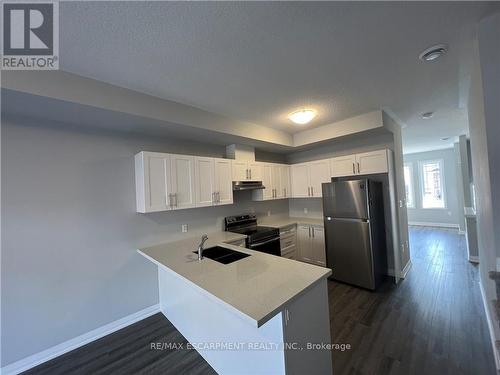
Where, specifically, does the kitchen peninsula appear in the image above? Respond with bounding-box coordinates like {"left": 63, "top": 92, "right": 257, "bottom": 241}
{"left": 138, "top": 232, "right": 332, "bottom": 375}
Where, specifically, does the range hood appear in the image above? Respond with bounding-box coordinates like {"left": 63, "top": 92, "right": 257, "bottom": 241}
{"left": 227, "top": 144, "right": 265, "bottom": 191}
{"left": 233, "top": 181, "right": 265, "bottom": 191}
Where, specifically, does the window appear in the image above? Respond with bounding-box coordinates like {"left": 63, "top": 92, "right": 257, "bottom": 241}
{"left": 420, "top": 159, "right": 446, "bottom": 209}
{"left": 403, "top": 163, "right": 415, "bottom": 208}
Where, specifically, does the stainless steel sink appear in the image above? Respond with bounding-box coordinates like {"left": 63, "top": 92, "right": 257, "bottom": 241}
{"left": 194, "top": 246, "right": 250, "bottom": 264}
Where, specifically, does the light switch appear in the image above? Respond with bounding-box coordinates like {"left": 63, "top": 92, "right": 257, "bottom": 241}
{"left": 303, "top": 208, "right": 308, "bottom": 214}
{"left": 181, "top": 224, "right": 188, "bottom": 233}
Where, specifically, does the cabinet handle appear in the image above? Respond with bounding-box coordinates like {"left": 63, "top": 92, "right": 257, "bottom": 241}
{"left": 212, "top": 192, "right": 215, "bottom": 204}
{"left": 312, "top": 227, "right": 315, "bottom": 237}
{"left": 250, "top": 169, "right": 252, "bottom": 179}
{"left": 308, "top": 226, "right": 311, "bottom": 238}
{"left": 168, "top": 193, "right": 172, "bottom": 208}
{"left": 217, "top": 191, "right": 220, "bottom": 203}
{"left": 174, "top": 193, "right": 178, "bottom": 207}
{"left": 357, "top": 162, "right": 360, "bottom": 174}
{"left": 307, "top": 187, "right": 310, "bottom": 197}
{"left": 352, "top": 163, "right": 356, "bottom": 174}
{"left": 283, "top": 188, "right": 286, "bottom": 197}
{"left": 311, "top": 186, "right": 314, "bottom": 197}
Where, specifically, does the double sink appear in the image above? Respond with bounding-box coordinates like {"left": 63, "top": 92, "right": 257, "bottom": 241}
{"left": 195, "top": 246, "right": 250, "bottom": 264}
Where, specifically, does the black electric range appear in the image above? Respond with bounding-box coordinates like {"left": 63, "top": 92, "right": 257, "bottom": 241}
{"left": 224, "top": 214, "right": 281, "bottom": 256}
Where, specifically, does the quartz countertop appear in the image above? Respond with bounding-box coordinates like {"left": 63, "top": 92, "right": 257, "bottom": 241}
{"left": 259, "top": 216, "right": 324, "bottom": 229}
{"left": 138, "top": 231, "right": 331, "bottom": 327}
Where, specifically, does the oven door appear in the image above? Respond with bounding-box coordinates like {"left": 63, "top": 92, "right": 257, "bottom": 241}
{"left": 248, "top": 237, "right": 281, "bottom": 256}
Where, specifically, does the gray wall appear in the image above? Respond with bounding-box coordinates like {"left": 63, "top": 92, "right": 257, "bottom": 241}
{"left": 403, "top": 148, "right": 460, "bottom": 227}
{"left": 0, "top": 118, "right": 289, "bottom": 366}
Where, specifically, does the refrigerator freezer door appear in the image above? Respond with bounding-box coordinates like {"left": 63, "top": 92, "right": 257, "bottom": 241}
{"left": 324, "top": 217, "right": 375, "bottom": 289}
{"left": 322, "top": 180, "right": 369, "bottom": 219}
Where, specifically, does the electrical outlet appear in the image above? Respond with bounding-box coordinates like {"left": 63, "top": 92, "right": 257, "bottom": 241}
{"left": 181, "top": 224, "right": 188, "bottom": 233}
{"left": 267, "top": 210, "right": 271, "bottom": 217}
{"left": 303, "top": 208, "right": 308, "bottom": 214}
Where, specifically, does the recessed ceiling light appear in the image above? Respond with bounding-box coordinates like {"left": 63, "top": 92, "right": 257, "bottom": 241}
{"left": 288, "top": 109, "right": 316, "bottom": 125}
{"left": 419, "top": 44, "right": 448, "bottom": 62}
{"left": 421, "top": 111, "right": 434, "bottom": 119}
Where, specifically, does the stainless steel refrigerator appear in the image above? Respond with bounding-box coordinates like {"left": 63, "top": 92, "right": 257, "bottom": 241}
{"left": 322, "top": 179, "right": 387, "bottom": 290}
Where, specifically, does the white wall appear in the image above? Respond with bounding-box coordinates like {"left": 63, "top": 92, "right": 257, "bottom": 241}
{"left": 0, "top": 118, "right": 290, "bottom": 367}
{"left": 467, "top": 11, "right": 500, "bottom": 367}
{"left": 403, "top": 148, "right": 460, "bottom": 227}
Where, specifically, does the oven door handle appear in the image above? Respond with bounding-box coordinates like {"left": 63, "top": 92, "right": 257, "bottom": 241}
{"left": 249, "top": 238, "right": 279, "bottom": 247}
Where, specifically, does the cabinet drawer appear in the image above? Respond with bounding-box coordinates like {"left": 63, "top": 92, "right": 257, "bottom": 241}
{"left": 281, "top": 244, "right": 297, "bottom": 256}
{"left": 282, "top": 250, "right": 296, "bottom": 260}
{"left": 280, "top": 234, "right": 296, "bottom": 249}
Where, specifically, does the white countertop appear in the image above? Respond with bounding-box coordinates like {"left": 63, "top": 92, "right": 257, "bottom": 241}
{"left": 259, "top": 216, "right": 324, "bottom": 229}
{"left": 138, "top": 231, "right": 331, "bottom": 327}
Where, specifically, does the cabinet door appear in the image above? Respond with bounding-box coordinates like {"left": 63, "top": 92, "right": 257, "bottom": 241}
{"left": 194, "top": 157, "right": 215, "bottom": 207}
{"left": 311, "top": 226, "right": 326, "bottom": 266}
{"left": 280, "top": 165, "right": 291, "bottom": 198}
{"left": 170, "top": 155, "right": 196, "bottom": 209}
{"left": 214, "top": 158, "right": 233, "bottom": 205}
{"left": 356, "top": 150, "right": 388, "bottom": 175}
{"left": 331, "top": 155, "right": 357, "bottom": 177}
{"left": 291, "top": 164, "right": 310, "bottom": 198}
{"left": 231, "top": 160, "right": 248, "bottom": 181}
{"left": 309, "top": 160, "right": 331, "bottom": 198}
{"left": 138, "top": 152, "right": 171, "bottom": 212}
{"left": 260, "top": 163, "right": 274, "bottom": 200}
{"left": 248, "top": 162, "right": 262, "bottom": 181}
{"left": 297, "top": 225, "right": 313, "bottom": 263}
{"left": 272, "top": 165, "right": 283, "bottom": 199}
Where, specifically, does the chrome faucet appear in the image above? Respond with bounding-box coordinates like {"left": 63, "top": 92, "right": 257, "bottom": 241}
{"left": 198, "top": 234, "right": 208, "bottom": 260}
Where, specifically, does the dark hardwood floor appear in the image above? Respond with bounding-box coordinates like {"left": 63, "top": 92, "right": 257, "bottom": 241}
{"left": 330, "top": 226, "right": 496, "bottom": 375}
{"left": 25, "top": 227, "right": 496, "bottom": 375}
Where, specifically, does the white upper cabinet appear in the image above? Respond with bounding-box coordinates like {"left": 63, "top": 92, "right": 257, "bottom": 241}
{"left": 214, "top": 158, "right": 233, "bottom": 206}
{"left": 291, "top": 163, "right": 310, "bottom": 198}
{"left": 231, "top": 160, "right": 248, "bottom": 181}
{"left": 330, "top": 150, "right": 389, "bottom": 178}
{"left": 194, "top": 157, "right": 215, "bottom": 208}
{"left": 170, "top": 155, "right": 196, "bottom": 209}
{"left": 253, "top": 163, "right": 290, "bottom": 201}
{"left": 260, "top": 163, "right": 274, "bottom": 200}
{"left": 135, "top": 152, "right": 170, "bottom": 213}
{"left": 291, "top": 160, "right": 330, "bottom": 198}
{"left": 248, "top": 162, "right": 262, "bottom": 181}
{"left": 195, "top": 157, "right": 233, "bottom": 207}
{"left": 280, "top": 165, "right": 291, "bottom": 198}
{"left": 356, "top": 150, "right": 389, "bottom": 175}
{"left": 136, "top": 152, "right": 232, "bottom": 213}
{"left": 308, "top": 160, "right": 331, "bottom": 198}
{"left": 231, "top": 160, "right": 262, "bottom": 181}
{"left": 331, "top": 155, "right": 357, "bottom": 177}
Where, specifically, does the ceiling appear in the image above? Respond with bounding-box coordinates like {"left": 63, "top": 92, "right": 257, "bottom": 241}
{"left": 51, "top": 2, "right": 500, "bottom": 152}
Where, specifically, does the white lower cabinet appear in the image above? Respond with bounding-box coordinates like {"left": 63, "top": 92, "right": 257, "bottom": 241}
{"left": 297, "top": 224, "right": 326, "bottom": 266}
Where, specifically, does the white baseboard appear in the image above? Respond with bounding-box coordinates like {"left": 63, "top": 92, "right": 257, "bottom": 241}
{"left": 409, "top": 221, "right": 460, "bottom": 229}
{"left": 479, "top": 280, "right": 500, "bottom": 370}
{"left": 469, "top": 255, "right": 480, "bottom": 263}
{"left": 1, "top": 304, "right": 160, "bottom": 375}
{"left": 401, "top": 260, "right": 412, "bottom": 278}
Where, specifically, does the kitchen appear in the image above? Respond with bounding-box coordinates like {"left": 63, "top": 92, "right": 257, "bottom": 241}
{"left": 2, "top": 2, "right": 499, "bottom": 375}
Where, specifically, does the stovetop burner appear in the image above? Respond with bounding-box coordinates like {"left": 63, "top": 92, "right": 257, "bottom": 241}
{"left": 224, "top": 215, "right": 279, "bottom": 242}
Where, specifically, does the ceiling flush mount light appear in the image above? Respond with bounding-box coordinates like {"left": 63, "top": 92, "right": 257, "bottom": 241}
{"left": 421, "top": 111, "right": 434, "bottom": 120}
{"left": 441, "top": 137, "right": 450, "bottom": 141}
{"left": 419, "top": 44, "right": 448, "bottom": 62}
{"left": 288, "top": 109, "right": 316, "bottom": 125}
